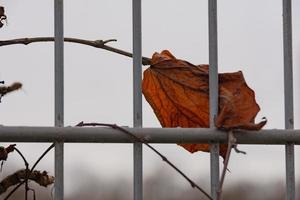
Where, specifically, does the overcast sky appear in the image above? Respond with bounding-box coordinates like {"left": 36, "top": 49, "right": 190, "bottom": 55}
{"left": 0, "top": 0, "right": 299, "bottom": 197}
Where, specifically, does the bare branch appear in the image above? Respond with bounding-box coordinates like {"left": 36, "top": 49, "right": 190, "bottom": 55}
{"left": 12, "top": 147, "right": 28, "bottom": 168}
{"left": 30, "top": 143, "right": 55, "bottom": 172}
{"left": 3, "top": 144, "right": 55, "bottom": 200}
{"left": 0, "top": 37, "right": 152, "bottom": 65}
{"left": 76, "top": 122, "right": 212, "bottom": 200}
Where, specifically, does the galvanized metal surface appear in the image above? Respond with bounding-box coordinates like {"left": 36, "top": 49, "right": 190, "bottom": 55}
{"left": 54, "top": 0, "right": 64, "bottom": 199}
{"left": 132, "top": 0, "right": 143, "bottom": 199}
{"left": 134, "top": 143, "right": 143, "bottom": 200}
{"left": 210, "top": 143, "right": 219, "bottom": 200}
{"left": 285, "top": 144, "right": 295, "bottom": 200}
{"left": 2, "top": 126, "right": 299, "bottom": 144}
{"left": 208, "top": 0, "right": 219, "bottom": 199}
{"left": 54, "top": 142, "right": 64, "bottom": 200}
{"left": 283, "top": 0, "right": 295, "bottom": 199}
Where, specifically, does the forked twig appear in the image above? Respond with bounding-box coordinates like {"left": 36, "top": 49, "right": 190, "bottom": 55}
{"left": 0, "top": 37, "right": 152, "bottom": 65}
{"left": 76, "top": 122, "right": 212, "bottom": 200}
{"left": 4, "top": 144, "right": 55, "bottom": 200}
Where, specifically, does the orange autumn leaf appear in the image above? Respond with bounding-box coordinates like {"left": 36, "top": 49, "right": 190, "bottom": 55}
{"left": 142, "top": 50, "right": 266, "bottom": 158}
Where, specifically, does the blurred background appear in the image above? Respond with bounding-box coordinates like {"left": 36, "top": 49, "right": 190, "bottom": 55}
{"left": 0, "top": 0, "right": 299, "bottom": 199}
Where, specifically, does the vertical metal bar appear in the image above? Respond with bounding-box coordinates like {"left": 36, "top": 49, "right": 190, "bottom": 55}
{"left": 132, "top": 0, "right": 143, "bottom": 199}
{"left": 54, "top": 0, "right": 64, "bottom": 199}
{"left": 54, "top": 142, "right": 64, "bottom": 199}
{"left": 283, "top": 0, "right": 295, "bottom": 199}
{"left": 208, "top": 0, "right": 219, "bottom": 199}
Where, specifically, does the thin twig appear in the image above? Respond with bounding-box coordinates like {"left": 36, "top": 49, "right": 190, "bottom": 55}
{"left": 28, "top": 188, "right": 36, "bottom": 200}
{"left": 217, "top": 130, "right": 236, "bottom": 200}
{"left": 30, "top": 143, "right": 55, "bottom": 172}
{"left": 0, "top": 37, "right": 152, "bottom": 65}
{"left": 233, "top": 145, "right": 246, "bottom": 154}
{"left": 76, "top": 122, "right": 212, "bottom": 200}
{"left": 4, "top": 144, "right": 55, "bottom": 200}
{"left": 13, "top": 147, "right": 29, "bottom": 200}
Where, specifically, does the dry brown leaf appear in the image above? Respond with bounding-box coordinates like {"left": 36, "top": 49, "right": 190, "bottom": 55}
{"left": 0, "top": 82, "right": 22, "bottom": 102}
{"left": 142, "top": 50, "right": 266, "bottom": 158}
{"left": 0, "top": 6, "right": 7, "bottom": 28}
{"left": 0, "top": 144, "right": 16, "bottom": 161}
{"left": 0, "top": 169, "right": 54, "bottom": 194}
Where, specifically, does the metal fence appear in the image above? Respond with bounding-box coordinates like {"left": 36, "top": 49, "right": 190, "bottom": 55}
{"left": 0, "top": 0, "right": 298, "bottom": 200}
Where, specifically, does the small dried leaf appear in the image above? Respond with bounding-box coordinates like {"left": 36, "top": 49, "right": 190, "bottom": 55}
{"left": 142, "top": 50, "right": 266, "bottom": 158}
{"left": 0, "top": 169, "right": 54, "bottom": 194}
{"left": 0, "top": 6, "right": 7, "bottom": 28}
{"left": 0, "top": 144, "right": 16, "bottom": 161}
{"left": 0, "top": 82, "right": 22, "bottom": 101}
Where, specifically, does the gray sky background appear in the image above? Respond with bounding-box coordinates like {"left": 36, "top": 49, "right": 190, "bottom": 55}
{"left": 0, "top": 0, "right": 299, "bottom": 197}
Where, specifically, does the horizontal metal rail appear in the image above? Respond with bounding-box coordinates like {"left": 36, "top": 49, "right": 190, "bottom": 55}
{"left": 0, "top": 126, "right": 299, "bottom": 144}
